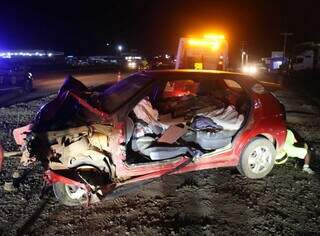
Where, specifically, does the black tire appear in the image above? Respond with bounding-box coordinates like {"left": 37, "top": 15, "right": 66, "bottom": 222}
{"left": 237, "top": 137, "right": 276, "bottom": 179}
{"left": 23, "top": 79, "right": 33, "bottom": 93}
{"left": 53, "top": 183, "right": 88, "bottom": 206}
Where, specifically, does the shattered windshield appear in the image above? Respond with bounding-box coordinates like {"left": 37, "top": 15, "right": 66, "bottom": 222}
{"left": 99, "top": 74, "right": 153, "bottom": 113}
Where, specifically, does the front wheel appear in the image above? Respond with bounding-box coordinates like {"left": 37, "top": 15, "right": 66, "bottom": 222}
{"left": 53, "top": 183, "right": 88, "bottom": 206}
{"left": 237, "top": 137, "right": 276, "bottom": 179}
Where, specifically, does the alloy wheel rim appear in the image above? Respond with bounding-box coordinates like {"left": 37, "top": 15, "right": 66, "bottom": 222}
{"left": 248, "top": 146, "right": 272, "bottom": 174}
{"left": 65, "top": 185, "right": 86, "bottom": 200}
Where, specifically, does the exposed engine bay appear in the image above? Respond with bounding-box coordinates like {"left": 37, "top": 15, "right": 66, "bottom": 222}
{"left": 13, "top": 77, "right": 118, "bottom": 199}
{"left": 45, "top": 124, "right": 113, "bottom": 171}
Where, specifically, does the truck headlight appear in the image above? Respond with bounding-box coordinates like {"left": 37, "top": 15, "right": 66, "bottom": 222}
{"left": 242, "top": 65, "right": 257, "bottom": 74}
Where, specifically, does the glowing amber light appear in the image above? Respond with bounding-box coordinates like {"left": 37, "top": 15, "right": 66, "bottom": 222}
{"left": 203, "top": 34, "right": 225, "bottom": 40}
{"left": 211, "top": 41, "right": 220, "bottom": 51}
{"left": 188, "top": 39, "right": 211, "bottom": 46}
{"left": 188, "top": 38, "right": 221, "bottom": 51}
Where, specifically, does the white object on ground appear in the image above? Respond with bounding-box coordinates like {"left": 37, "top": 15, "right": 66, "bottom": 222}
{"left": 3, "top": 181, "right": 15, "bottom": 192}
{"left": 12, "top": 171, "right": 21, "bottom": 179}
{"left": 303, "top": 164, "right": 315, "bottom": 174}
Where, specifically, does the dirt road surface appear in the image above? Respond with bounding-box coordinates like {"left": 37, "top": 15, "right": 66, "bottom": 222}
{"left": 0, "top": 80, "right": 320, "bottom": 235}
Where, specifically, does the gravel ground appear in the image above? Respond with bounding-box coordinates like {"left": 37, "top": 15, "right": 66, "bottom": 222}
{"left": 1, "top": 87, "right": 320, "bottom": 235}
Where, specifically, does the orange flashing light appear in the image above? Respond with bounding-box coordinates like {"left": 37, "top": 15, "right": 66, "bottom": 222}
{"left": 211, "top": 41, "right": 220, "bottom": 51}
{"left": 188, "top": 39, "right": 211, "bottom": 46}
{"left": 203, "top": 34, "right": 225, "bottom": 40}
{"left": 188, "top": 38, "right": 220, "bottom": 51}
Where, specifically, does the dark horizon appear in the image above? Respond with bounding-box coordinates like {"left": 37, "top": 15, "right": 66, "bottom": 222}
{"left": 0, "top": 0, "right": 319, "bottom": 62}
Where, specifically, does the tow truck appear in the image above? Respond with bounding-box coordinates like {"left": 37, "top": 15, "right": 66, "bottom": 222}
{"left": 175, "top": 34, "right": 228, "bottom": 70}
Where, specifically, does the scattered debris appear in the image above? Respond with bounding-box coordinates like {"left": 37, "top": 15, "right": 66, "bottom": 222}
{"left": 3, "top": 181, "right": 15, "bottom": 192}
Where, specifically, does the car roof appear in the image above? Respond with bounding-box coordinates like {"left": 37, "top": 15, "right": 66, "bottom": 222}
{"left": 105, "top": 70, "right": 259, "bottom": 117}
{"left": 138, "top": 69, "right": 251, "bottom": 81}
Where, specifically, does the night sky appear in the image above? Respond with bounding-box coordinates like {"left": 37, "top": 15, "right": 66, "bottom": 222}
{"left": 0, "top": 0, "right": 319, "bottom": 62}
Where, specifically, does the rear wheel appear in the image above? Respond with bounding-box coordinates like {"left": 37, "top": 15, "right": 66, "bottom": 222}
{"left": 237, "top": 137, "right": 276, "bottom": 179}
{"left": 53, "top": 183, "right": 88, "bottom": 206}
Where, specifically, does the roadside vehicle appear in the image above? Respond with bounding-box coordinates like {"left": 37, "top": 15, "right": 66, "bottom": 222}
{"left": 175, "top": 35, "right": 228, "bottom": 70}
{"left": 291, "top": 42, "right": 320, "bottom": 72}
{"left": 12, "top": 70, "right": 286, "bottom": 206}
{"left": 0, "top": 62, "right": 33, "bottom": 93}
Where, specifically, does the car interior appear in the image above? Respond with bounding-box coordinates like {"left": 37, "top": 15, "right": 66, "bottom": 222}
{"left": 125, "top": 77, "right": 251, "bottom": 164}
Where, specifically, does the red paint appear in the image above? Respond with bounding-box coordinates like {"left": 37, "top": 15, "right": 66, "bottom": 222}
{"left": 69, "top": 91, "right": 110, "bottom": 121}
{"left": 111, "top": 89, "right": 286, "bottom": 181}
{"left": 44, "top": 170, "right": 88, "bottom": 190}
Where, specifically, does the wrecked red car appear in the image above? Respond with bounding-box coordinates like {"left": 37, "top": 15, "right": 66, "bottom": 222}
{"left": 13, "top": 70, "right": 286, "bottom": 206}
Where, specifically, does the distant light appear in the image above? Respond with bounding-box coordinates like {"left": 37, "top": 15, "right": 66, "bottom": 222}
{"left": 249, "top": 66, "right": 257, "bottom": 74}
{"left": 273, "top": 60, "right": 283, "bottom": 69}
{"left": 128, "top": 61, "right": 137, "bottom": 69}
{"left": 242, "top": 66, "right": 249, "bottom": 73}
{"left": 125, "top": 56, "right": 142, "bottom": 61}
{"left": 117, "top": 45, "right": 123, "bottom": 51}
{"left": 219, "top": 55, "right": 224, "bottom": 59}
{"left": 165, "top": 54, "right": 170, "bottom": 59}
{"left": 0, "top": 50, "right": 59, "bottom": 58}
{"left": 242, "top": 65, "right": 257, "bottom": 74}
